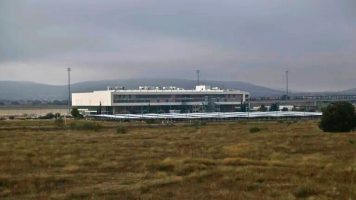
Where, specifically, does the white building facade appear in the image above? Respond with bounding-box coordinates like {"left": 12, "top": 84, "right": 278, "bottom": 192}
{"left": 72, "top": 85, "right": 250, "bottom": 114}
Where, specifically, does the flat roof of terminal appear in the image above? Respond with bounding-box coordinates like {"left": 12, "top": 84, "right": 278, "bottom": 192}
{"left": 84, "top": 89, "right": 249, "bottom": 94}
{"left": 74, "top": 85, "right": 249, "bottom": 94}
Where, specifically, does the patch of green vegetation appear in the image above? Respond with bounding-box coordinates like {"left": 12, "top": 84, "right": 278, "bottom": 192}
{"left": 249, "top": 126, "right": 261, "bottom": 133}
{"left": 294, "top": 187, "right": 317, "bottom": 198}
{"left": 116, "top": 126, "right": 128, "bottom": 134}
{"left": 82, "top": 122, "right": 102, "bottom": 132}
{"left": 54, "top": 118, "right": 64, "bottom": 128}
{"left": 70, "top": 122, "right": 76, "bottom": 130}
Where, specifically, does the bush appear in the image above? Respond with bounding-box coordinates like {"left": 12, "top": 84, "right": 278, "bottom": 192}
{"left": 281, "top": 107, "right": 289, "bottom": 112}
{"left": 54, "top": 113, "right": 61, "bottom": 118}
{"left": 9, "top": 116, "right": 15, "bottom": 120}
{"left": 145, "top": 119, "right": 156, "bottom": 124}
{"left": 70, "top": 122, "right": 76, "bottom": 130}
{"left": 45, "top": 113, "right": 55, "bottom": 119}
{"left": 116, "top": 126, "right": 128, "bottom": 134}
{"left": 54, "top": 118, "right": 64, "bottom": 127}
{"left": 71, "top": 108, "right": 80, "bottom": 119}
{"left": 82, "top": 122, "right": 102, "bottom": 132}
{"left": 294, "top": 188, "right": 317, "bottom": 198}
{"left": 286, "top": 121, "right": 292, "bottom": 126}
{"left": 319, "top": 102, "right": 356, "bottom": 132}
{"left": 38, "top": 113, "right": 55, "bottom": 119}
{"left": 191, "top": 121, "right": 207, "bottom": 127}
{"left": 249, "top": 127, "right": 261, "bottom": 133}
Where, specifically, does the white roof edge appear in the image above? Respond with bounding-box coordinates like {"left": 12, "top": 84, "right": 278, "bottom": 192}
{"left": 74, "top": 90, "right": 249, "bottom": 94}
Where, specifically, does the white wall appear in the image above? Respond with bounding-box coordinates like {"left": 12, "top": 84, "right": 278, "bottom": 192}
{"left": 196, "top": 85, "right": 211, "bottom": 91}
{"left": 72, "top": 91, "right": 112, "bottom": 106}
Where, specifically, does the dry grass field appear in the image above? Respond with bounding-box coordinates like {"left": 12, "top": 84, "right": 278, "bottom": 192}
{"left": 1, "top": 120, "right": 356, "bottom": 199}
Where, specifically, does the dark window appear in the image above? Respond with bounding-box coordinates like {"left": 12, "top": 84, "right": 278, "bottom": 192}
{"left": 113, "top": 99, "right": 150, "bottom": 103}
{"left": 136, "top": 95, "right": 172, "bottom": 99}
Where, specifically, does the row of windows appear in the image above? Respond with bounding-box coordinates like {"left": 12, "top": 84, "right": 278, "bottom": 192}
{"left": 114, "top": 98, "right": 240, "bottom": 103}
{"left": 115, "top": 95, "right": 132, "bottom": 98}
{"left": 114, "top": 94, "right": 240, "bottom": 99}
{"left": 114, "top": 99, "right": 150, "bottom": 103}
{"left": 135, "top": 95, "right": 172, "bottom": 99}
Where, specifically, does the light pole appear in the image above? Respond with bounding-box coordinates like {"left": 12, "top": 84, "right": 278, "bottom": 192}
{"left": 196, "top": 70, "right": 200, "bottom": 85}
{"left": 67, "top": 68, "right": 71, "bottom": 114}
{"left": 286, "top": 70, "right": 289, "bottom": 97}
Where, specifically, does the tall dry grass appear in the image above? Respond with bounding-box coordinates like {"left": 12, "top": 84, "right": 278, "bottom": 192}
{"left": 0, "top": 120, "right": 356, "bottom": 199}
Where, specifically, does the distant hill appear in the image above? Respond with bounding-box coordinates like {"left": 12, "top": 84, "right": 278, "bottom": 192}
{"left": 340, "top": 88, "right": 356, "bottom": 94}
{"left": 0, "top": 79, "right": 287, "bottom": 100}
{"left": 292, "top": 88, "right": 356, "bottom": 96}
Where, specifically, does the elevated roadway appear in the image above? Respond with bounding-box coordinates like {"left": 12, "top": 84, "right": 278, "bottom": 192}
{"left": 249, "top": 94, "right": 356, "bottom": 105}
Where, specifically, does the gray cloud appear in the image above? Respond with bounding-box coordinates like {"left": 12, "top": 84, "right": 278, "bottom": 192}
{"left": 0, "top": 0, "right": 355, "bottom": 92}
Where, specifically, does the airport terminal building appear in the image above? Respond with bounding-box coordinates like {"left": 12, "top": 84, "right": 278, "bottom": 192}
{"left": 72, "top": 85, "right": 250, "bottom": 114}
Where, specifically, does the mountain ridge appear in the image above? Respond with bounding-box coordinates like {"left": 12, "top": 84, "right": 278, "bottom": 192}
{"left": 1, "top": 78, "right": 355, "bottom": 100}
{"left": 0, "top": 78, "right": 286, "bottom": 100}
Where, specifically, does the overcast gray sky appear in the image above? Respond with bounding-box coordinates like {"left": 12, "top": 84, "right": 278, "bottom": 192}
{"left": 0, "top": 0, "right": 355, "bottom": 92}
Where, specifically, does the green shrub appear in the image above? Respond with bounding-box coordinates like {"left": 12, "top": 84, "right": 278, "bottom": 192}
{"left": 9, "top": 116, "right": 15, "bottom": 120}
{"left": 238, "top": 120, "right": 247, "bottom": 125}
{"left": 191, "top": 121, "right": 207, "bottom": 127}
{"left": 46, "top": 113, "right": 54, "bottom": 119}
{"left": 349, "top": 139, "right": 355, "bottom": 144}
{"left": 286, "top": 121, "right": 292, "bottom": 126}
{"left": 92, "top": 123, "right": 102, "bottom": 132}
{"left": 70, "top": 122, "right": 76, "bottom": 130}
{"left": 319, "top": 101, "right": 356, "bottom": 132}
{"left": 249, "top": 127, "right": 261, "bottom": 133}
{"left": 54, "top": 118, "right": 64, "bottom": 127}
{"left": 38, "top": 113, "right": 55, "bottom": 119}
{"left": 82, "top": 122, "right": 102, "bottom": 132}
{"left": 294, "top": 188, "right": 317, "bottom": 198}
{"left": 0, "top": 117, "right": 5, "bottom": 121}
{"left": 145, "top": 119, "right": 156, "bottom": 124}
{"left": 192, "top": 121, "right": 201, "bottom": 127}
{"left": 116, "top": 126, "right": 128, "bottom": 134}
{"left": 71, "top": 108, "right": 80, "bottom": 119}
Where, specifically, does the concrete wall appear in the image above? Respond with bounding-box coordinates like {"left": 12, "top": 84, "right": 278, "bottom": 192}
{"left": 72, "top": 91, "right": 112, "bottom": 107}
